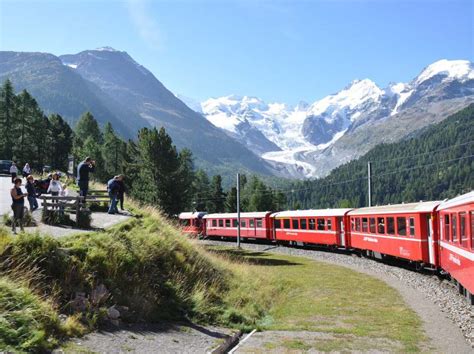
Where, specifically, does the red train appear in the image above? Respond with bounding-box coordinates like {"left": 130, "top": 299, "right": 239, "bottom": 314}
{"left": 179, "top": 191, "right": 474, "bottom": 305}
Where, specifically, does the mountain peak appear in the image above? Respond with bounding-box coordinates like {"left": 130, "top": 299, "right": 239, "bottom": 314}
{"left": 95, "top": 46, "right": 121, "bottom": 52}
{"left": 415, "top": 59, "right": 473, "bottom": 85}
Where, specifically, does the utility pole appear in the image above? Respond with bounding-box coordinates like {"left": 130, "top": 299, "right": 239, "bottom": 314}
{"left": 236, "top": 173, "right": 241, "bottom": 248}
{"left": 367, "top": 161, "right": 372, "bottom": 207}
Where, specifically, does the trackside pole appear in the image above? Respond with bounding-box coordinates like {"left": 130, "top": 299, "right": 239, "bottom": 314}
{"left": 367, "top": 161, "right": 372, "bottom": 207}
{"left": 237, "top": 173, "right": 241, "bottom": 248}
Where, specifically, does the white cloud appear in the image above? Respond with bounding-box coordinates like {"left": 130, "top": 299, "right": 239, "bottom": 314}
{"left": 125, "top": 0, "right": 162, "bottom": 50}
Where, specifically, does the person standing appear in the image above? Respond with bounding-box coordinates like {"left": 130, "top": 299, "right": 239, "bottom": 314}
{"left": 25, "top": 175, "right": 38, "bottom": 211}
{"left": 22, "top": 163, "right": 31, "bottom": 178}
{"left": 10, "top": 177, "right": 27, "bottom": 234}
{"left": 10, "top": 162, "right": 18, "bottom": 183}
{"left": 47, "top": 173, "right": 63, "bottom": 196}
{"left": 117, "top": 176, "right": 126, "bottom": 211}
{"left": 77, "top": 157, "right": 95, "bottom": 198}
{"left": 107, "top": 175, "right": 122, "bottom": 214}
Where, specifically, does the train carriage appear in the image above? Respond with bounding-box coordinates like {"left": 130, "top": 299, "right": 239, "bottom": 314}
{"left": 178, "top": 212, "right": 207, "bottom": 237}
{"left": 271, "top": 209, "right": 352, "bottom": 247}
{"left": 203, "top": 212, "right": 273, "bottom": 240}
{"left": 437, "top": 191, "right": 474, "bottom": 303}
{"left": 347, "top": 201, "right": 441, "bottom": 265}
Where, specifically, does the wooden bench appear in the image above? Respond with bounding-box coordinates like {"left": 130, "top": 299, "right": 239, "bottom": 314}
{"left": 40, "top": 195, "right": 86, "bottom": 224}
{"left": 85, "top": 190, "right": 110, "bottom": 207}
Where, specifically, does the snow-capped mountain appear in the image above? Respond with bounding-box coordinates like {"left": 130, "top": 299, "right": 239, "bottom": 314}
{"left": 197, "top": 59, "right": 474, "bottom": 178}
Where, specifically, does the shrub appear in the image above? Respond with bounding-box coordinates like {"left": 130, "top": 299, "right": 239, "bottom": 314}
{"left": 41, "top": 209, "right": 73, "bottom": 226}
{"left": 2, "top": 208, "right": 37, "bottom": 227}
{"left": 76, "top": 209, "right": 92, "bottom": 229}
{"left": 0, "top": 276, "right": 85, "bottom": 352}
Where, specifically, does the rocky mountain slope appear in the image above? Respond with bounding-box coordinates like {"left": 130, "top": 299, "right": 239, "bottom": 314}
{"left": 0, "top": 49, "right": 277, "bottom": 178}
{"left": 199, "top": 59, "right": 474, "bottom": 178}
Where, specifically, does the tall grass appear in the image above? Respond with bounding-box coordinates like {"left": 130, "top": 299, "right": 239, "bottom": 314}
{"left": 0, "top": 206, "right": 237, "bottom": 351}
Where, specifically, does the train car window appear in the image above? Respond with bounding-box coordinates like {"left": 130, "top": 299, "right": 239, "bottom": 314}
{"left": 377, "top": 217, "right": 385, "bottom": 234}
{"left": 249, "top": 219, "right": 255, "bottom": 228}
{"left": 212, "top": 220, "right": 217, "bottom": 227}
{"left": 369, "top": 218, "right": 376, "bottom": 233}
{"left": 351, "top": 218, "right": 355, "bottom": 231}
{"left": 241, "top": 220, "right": 247, "bottom": 227}
{"left": 387, "top": 217, "right": 395, "bottom": 235}
{"left": 444, "top": 215, "right": 450, "bottom": 241}
{"left": 274, "top": 219, "right": 281, "bottom": 229}
{"left": 300, "top": 218, "right": 307, "bottom": 230}
{"left": 460, "top": 213, "right": 467, "bottom": 248}
{"left": 317, "top": 218, "right": 325, "bottom": 230}
{"left": 409, "top": 218, "right": 415, "bottom": 236}
{"left": 327, "top": 219, "right": 332, "bottom": 230}
{"left": 233, "top": 219, "right": 238, "bottom": 227}
{"left": 451, "top": 214, "right": 458, "bottom": 242}
{"left": 292, "top": 219, "right": 299, "bottom": 229}
{"left": 284, "top": 219, "right": 291, "bottom": 229}
{"left": 362, "top": 218, "right": 368, "bottom": 232}
{"left": 225, "top": 219, "right": 231, "bottom": 227}
{"left": 256, "top": 219, "right": 263, "bottom": 228}
{"left": 218, "top": 220, "right": 224, "bottom": 227}
{"left": 181, "top": 219, "right": 190, "bottom": 226}
{"left": 309, "top": 218, "right": 316, "bottom": 230}
{"left": 355, "top": 218, "right": 361, "bottom": 232}
{"left": 397, "top": 217, "right": 407, "bottom": 236}
{"left": 471, "top": 211, "right": 474, "bottom": 250}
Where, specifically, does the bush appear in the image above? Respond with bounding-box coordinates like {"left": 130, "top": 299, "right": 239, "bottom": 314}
{"left": 41, "top": 209, "right": 73, "bottom": 226}
{"left": 0, "top": 276, "right": 85, "bottom": 352}
{"left": 2, "top": 208, "right": 37, "bottom": 227}
{"left": 76, "top": 209, "right": 92, "bottom": 229}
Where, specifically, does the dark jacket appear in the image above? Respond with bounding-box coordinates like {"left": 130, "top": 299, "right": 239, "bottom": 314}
{"left": 26, "top": 181, "right": 37, "bottom": 196}
{"left": 107, "top": 178, "right": 120, "bottom": 195}
{"left": 77, "top": 162, "right": 95, "bottom": 182}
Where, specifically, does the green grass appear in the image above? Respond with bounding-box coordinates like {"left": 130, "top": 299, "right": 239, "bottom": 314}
{"left": 0, "top": 204, "right": 426, "bottom": 353}
{"left": 206, "top": 247, "right": 427, "bottom": 352}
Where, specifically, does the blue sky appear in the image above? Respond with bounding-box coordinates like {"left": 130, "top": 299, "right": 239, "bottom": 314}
{"left": 0, "top": 0, "right": 472, "bottom": 104}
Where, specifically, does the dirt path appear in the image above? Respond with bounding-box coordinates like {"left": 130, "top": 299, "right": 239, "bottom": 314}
{"left": 58, "top": 323, "right": 234, "bottom": 354}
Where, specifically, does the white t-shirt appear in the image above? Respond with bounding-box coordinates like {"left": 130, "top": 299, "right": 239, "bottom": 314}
{"left": 10, "top": 165, "right": 18, "bottom": 174}
{"left": 47, "top": 180, "right": 63, "bottom": 193}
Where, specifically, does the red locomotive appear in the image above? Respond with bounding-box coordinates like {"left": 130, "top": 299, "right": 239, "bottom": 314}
{"left": 179, "top": 191, "right": 474, "bottom": 305}
{"left": 178, "top": 212, "right": 207, "bottom": 237}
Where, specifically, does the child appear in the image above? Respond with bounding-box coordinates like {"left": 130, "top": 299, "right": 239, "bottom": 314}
{"left": 25, "top": 175, "right": 38, "bottom": 211}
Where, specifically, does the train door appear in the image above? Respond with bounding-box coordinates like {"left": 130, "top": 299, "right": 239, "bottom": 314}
{"left": 249, "top": 218, "right": 256, "bottom": 238}
{"left": 338, "top": 217, "right": 346, "bottom": 247}
{"left": 427, "top": 214, "right": 435, "bottom": 265}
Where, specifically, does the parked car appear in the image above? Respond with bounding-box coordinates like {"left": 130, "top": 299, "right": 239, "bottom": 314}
{"left": 0, "top": 160, "right": 13, "bottom": 175}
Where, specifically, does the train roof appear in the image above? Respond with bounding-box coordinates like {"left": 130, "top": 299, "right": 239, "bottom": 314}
{"left": 348, "top": 201, "right": 441, "bottom": 215}
{"left": 203, "top": 212, "right": 271, "bottom": 219}
{"left": 272, "top": 209, "right": 352, "bottom": 218}
{"left": 437, "top": 191, "right": 474, "bottom": 211}
{"left": 178, "top": 212, "right": 207, "bottom": 219}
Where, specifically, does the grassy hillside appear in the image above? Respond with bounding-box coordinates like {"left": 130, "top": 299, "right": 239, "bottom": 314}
{"left": 1, "top": 206, "right": 427, "bottom": 352}
{"left": 288, "top": 103, "right": 474, "bottom": 208}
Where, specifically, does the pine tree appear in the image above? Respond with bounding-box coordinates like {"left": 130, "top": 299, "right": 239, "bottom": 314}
{"left": 224, "top": 187, "right": 237, "bottom": 212}
{"left": 49, "top": 114, "right": 73, "bottom": 170}
{"left": 0, "top": 79, "right": 16, "bottom": 158}
{"left": 208, "top": 175, "right": 225, "bottom": 213}
{"left": 192, "top": 169, "right": 211, "bottom": 211}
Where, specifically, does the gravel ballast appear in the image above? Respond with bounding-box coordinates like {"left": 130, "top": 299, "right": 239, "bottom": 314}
{"left": 200, "top": 239, "right": 474, "bottom": 352}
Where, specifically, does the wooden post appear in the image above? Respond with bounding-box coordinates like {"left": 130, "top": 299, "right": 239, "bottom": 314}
{"left": 76, "top": 196, "right": 81, "bottom": 225}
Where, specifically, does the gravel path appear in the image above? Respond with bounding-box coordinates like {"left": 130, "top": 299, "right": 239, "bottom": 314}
{"left": 200, "top": 239, "right": 474, "bottom": 353}
{"left": 58, "top": 323, "right": 234, "bottom": 353}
